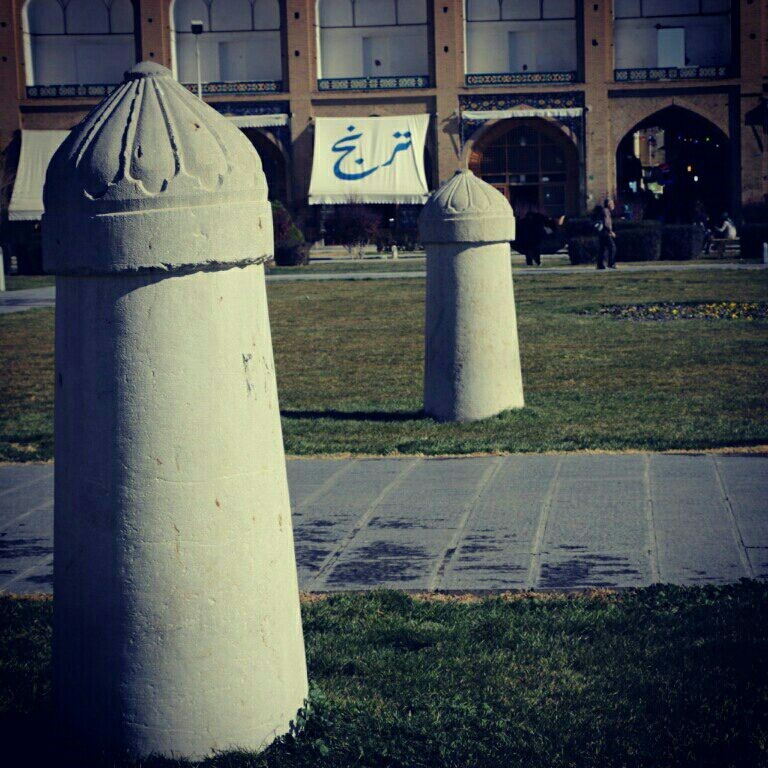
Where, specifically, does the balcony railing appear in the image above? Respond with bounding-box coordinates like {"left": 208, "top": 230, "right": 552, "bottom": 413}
{"left": 26, "top": 83, "right": 119, "bottom": 98}
{"left": 614, "top": 65, "right": 733, "bottom": 83}
{"left": 182, "top": 81, "right": 284, "bottom": 95}
{"left": 465, "top": 72, "right": 577, "bottom": 87}
{"left": 318, "top": 75, "right": 430, "bottom": 92}
{"left": 26, "top": 80, "right": 284, "bottom": 99}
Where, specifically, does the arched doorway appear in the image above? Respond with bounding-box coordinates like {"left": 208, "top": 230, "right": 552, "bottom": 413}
{"left": 616, "top": 106, "right": 730, "bottom": 222}
{"left": 469, "top": 119, "right": 579, "bottom": 219}
{"left": 241, "top": 128, "right": 288, "bottom": 202}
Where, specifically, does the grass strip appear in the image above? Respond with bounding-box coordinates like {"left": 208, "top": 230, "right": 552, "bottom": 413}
{"left": 1, "top": 584, "right": 766, "bottom": 767}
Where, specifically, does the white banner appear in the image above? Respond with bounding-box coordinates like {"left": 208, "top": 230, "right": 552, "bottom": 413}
{"left": 308, "top": 114, "right": 430, "bottom": 204}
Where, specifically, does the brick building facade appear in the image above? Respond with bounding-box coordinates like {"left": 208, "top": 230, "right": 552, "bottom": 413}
{"left": 1, "top": 0, "right": 766, "bottom": 225}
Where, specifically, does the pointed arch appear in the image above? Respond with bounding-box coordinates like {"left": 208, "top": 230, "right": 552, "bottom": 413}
{"left": 615, "top": 104, "right": 731, "bottom": 221}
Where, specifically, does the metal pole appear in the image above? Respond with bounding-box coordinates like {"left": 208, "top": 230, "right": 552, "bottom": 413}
{"left": 195, "top": 35, "right": 202, "bottom": 100}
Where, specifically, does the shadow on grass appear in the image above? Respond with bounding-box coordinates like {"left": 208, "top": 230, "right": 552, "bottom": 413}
{"left": 0, "top": 711, "right": 64, "bottom": 765}
{"left": 282, "top": 409, "right": 426, "bottom": 422}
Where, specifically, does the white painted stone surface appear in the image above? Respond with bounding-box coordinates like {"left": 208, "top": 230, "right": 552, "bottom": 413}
{"left": 419, "top": 169, "right": 524, "bottom": 422}
{"left": 43, "top": 62, "right": 307, "bottom": 759}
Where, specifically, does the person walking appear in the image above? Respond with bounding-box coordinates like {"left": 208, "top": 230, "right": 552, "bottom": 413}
{"left": 596, "top": 197, "right": 617, "bottom": 270}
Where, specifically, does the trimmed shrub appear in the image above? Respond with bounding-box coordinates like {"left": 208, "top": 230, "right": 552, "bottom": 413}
{"left": 272, "top": 201, "right": 309, "bottom": 266}
{"left": 741, "top": 223, "right": 768, "bottom": 260}
{"left": 568, "top": 235, "right": 599, "bottom": 264}
{"left": 615, "top": 222, "right": 662, "bottom": 262}
{"left": 327, "top": 203, "right": 380, "bottom": 257}
{"left": 661, "top": 225, "right": 706, "bottom": 261}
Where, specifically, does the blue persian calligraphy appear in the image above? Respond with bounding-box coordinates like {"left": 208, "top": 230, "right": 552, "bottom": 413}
{"left": 332, "top": 125, "right": 412, "bottom": 181}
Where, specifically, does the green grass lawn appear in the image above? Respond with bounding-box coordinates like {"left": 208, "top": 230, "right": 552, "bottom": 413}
{"left": 4, "top": 275, "right": 55, "bottom": 291}
{"left": 1, "top": 269, "right": 766, "bottom": 461}
{"left": 266, "top": 254, "right": 578, "bottom": 274}
{"left": 1, "top": 584, "right": 766, "bottom": 767}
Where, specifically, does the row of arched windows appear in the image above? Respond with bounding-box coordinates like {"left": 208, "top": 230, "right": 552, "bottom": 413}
{"left": 21, "top": 0, "right": 732, "bottom": 87}
{"left": 24, "top": 0, "right": 136, "bottom": 86}
{"left": 173, "top": 0, "right": 280, "bottom": 33}
{"left": 26, "top": 0, "right": 135, "bottom": 34}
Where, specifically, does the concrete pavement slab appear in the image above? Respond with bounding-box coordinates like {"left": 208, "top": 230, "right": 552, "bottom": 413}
{"left": 0, "top": 454, "right": 765, "bottom": 594}
{"left": 649, "top": 455, "right": 750, "bottom": 585}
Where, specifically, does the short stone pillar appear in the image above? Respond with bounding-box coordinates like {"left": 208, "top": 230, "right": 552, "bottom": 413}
{"left": 419, "top": 169, "right": 524, "bottom": 421}
{"left": 43, "top": 63, "right": 308, "bottom": 759}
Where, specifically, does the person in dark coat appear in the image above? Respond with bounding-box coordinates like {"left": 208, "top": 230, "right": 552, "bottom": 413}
{"left": 515, "top": 211, "right": 563, "bottom": 266}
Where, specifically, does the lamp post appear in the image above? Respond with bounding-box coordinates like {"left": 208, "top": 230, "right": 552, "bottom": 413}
{"left": 191, "top": 20, "right": 204, "bottom": 100}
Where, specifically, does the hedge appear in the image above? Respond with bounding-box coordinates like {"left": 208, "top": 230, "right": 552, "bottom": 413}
{"left": 661, "top": 225, "right": 706, "bottom": 261}
{"left": 741, "top": 223, "right": 768, "bottom": 261}
{"left": 568, "top": 222, "right": 662, "bottom": 264}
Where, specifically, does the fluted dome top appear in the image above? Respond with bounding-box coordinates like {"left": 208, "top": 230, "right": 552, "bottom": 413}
{"left": 418, "top": 169, "right": 515, "bottom": 245}
{"left": 43, "top": 63, "right": 274, "bottom": 275}
{"left": 44, "top": 63, "right": 267, "bottom": 215}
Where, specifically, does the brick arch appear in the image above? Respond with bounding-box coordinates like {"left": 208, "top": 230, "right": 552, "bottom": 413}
{"left": 464, "top": 116, "right": 580, "bottom": 217}
{"left": 460, "top": 114, "right": 580, "bottom": 168}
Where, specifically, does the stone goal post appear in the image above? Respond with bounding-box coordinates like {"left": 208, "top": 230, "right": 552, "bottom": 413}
{"left": 419, "top": 169, "right": 525, "bottom": 422}
{"left": 43, "top": 63, "right": 307, "bottom": 759}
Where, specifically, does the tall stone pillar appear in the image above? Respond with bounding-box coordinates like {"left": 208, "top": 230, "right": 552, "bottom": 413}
{"left": 419, "top": 169, "right": 524, "bottom": 422}
{"left": 43, "top": 63, "right": 308, "bottom": 760}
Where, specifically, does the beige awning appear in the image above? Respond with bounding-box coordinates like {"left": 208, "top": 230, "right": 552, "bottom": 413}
{"left": 8, "top": 130, "right": 69, "bottom": 221}
{"left": 225, "top": 113, "right": 290, "bottom": 128}
{"left": 462, "top": 107, "right": 583, "bottom": 120}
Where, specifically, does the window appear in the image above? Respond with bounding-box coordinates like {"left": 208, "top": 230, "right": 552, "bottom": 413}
{"left": 23, "top": 0, "right": 136, "bottom": 86}
{"left": 614, "top": 0, "right": 732, "bottom": 73}
{"left": 317, "top": 0, "right": 428, "bottom": 80}
{"left": 172, "top": 0, "right": 282, "bottom": 84}
{"left": 464, "top": 0, "right": 577, "bottom": 79}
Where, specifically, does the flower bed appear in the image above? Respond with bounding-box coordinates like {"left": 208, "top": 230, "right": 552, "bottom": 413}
{"left": 589, "top": 301, "right": 768, "bottom": 322}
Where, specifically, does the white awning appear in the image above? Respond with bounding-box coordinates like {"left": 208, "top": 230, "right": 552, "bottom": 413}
{"left": 225, "top": 113, "right": 289, "bottom": 128}
{"left": 462, "top": 108, "right": 584, "bottom": 120}
{"left": 309, "top": 114, "right": 430, "bottom": 204}
{"left": 8, "top": 130, "right": 69, "bottom": 221}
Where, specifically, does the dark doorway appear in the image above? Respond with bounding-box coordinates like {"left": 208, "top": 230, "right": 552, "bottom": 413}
{"left": 469, "top": 118, "right": 579, "bottom": 219}
{"left": 616, "top": 106, "right": 730, "bottom": 222}
{"left": 241, "top": 128, "right": 288, "bottom": 202}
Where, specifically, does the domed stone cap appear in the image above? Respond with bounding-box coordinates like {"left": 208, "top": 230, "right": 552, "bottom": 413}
{"left": 418, "top": 169, "right": 515, "bottom": 245}
{"left": 43, "top": 62, "right": 273, "bottom": 275}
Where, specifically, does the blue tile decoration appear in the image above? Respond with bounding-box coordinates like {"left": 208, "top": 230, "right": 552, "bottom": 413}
{"left": 318, "top": 75, "right": 430, "bottom": 92}
{"left": 614, "top": 65, "right": 732, "bottom": 83}
{"left": 466, "top": 72, "right": 577, "bottom": 87}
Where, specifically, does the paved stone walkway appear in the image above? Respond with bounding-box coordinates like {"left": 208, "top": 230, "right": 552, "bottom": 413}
{"left": 1, "top": 262, "right": 766, "bottom": 315}
{"left": 1, "top": 454, "right": 765, "bottom": 594}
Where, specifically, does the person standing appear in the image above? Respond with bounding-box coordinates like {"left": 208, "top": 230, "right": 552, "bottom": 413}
{"left": 597, "top": 197, "right": 617, "bottom": 270}
{"left": 515, "top": 211, "right": 564, "bottom": 266}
